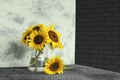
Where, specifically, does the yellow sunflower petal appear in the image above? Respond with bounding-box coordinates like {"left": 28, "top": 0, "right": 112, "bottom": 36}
{"left": 46, "top": 24, "right": 64, "bottom": 50}
{"left": 50, "top": 24, "right": 54, "bottom": 30}
{"left": 43, "top": 56, "right": 64, "bottom": 75}
{"left": 21, "top": 26, "right": 33, "bottom": 45}
{"left": 28, "top": 30, "right": 49, "bottom": 50}
{"left": 58, "top": 42, "right": 64, "bottom": 49}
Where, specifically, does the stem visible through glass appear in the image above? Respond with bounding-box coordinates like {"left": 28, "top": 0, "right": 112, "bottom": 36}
{"left": 29, "top": 50, "right": 43, "bottom": 72}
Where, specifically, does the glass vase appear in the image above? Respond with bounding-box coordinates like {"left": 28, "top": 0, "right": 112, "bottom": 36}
{"left": 28, "top": 50, "right": 45, "bottom": 72}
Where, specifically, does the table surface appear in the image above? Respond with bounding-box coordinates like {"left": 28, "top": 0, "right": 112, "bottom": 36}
{"left": 0, "top": 64, "right": 120, "bottom": 80}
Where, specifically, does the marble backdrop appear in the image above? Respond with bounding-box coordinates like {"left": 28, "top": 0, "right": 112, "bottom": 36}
{"left": 0, "top": 0, "right": 75, "bottom": 67}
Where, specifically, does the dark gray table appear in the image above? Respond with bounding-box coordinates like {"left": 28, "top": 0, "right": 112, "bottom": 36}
{"left": 0, "top": 64, "right": 120, "bottom": 80}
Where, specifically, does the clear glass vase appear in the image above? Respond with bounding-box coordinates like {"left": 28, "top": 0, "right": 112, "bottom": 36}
{"left": 28, "top": 50, "right": 45, "bottom": 72}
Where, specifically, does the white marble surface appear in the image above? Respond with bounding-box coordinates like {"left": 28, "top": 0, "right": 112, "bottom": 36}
{"left": 0, "top": 0, "right": 75, "bottom": 67}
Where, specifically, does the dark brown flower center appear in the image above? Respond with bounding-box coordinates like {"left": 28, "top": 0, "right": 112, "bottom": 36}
{"left": 50, "top": 62, "right": 59, "bottom": 71}
{"left": 48, "top": 31, "right": 58, "bottom": 42}
{"left": 33, "top": 26, "right": 40, "bottom": 31}
{"left": 34, "top": 35, "right": 43, "bottom": 44}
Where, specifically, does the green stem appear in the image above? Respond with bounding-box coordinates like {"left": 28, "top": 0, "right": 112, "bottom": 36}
{"left": 35, "top": 50, "right": 42, "bottom": 59}
{"left": 63, "top": 67, "right": 73, "bottom": 70}
{"left": 29, "top": 61, "right": 36, "bottom": 67}
{"left": 29, "top": 50, "right": 43, "bottom": 72}
{"left": 34, "top": 50, "right": 37, "bottom": 71}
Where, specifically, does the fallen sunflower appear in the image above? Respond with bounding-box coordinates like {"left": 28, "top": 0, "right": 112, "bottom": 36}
{"left": 44, "top": 56, "right": 64, "bottom": 75}
{"left": 28, "top": 31, "right": 49, "bottom": 50}
{"left": 47, "top": 24, "right": 64, "bottom": 49}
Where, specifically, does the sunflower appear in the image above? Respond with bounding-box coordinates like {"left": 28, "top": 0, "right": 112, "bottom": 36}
{"left": 21, "top": 26, "right": 33, "bottom": 44}
{"left": 32, "top": 24, "right": 47, "bottom": 32}
{"left": 44, "top": 56, "right": 64, "bottom": 74}
{"left": 28, "top": 30, "right": 49, "bottom": 50}
{"left": 46, "top": 24, "right": 64, "bottom": 49}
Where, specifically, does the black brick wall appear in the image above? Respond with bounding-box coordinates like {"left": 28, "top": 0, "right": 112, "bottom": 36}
{"left": 75, "top": 0, "right": 120, "bottom": 72}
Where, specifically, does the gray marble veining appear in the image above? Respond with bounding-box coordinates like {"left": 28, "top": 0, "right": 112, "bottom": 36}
{"left": 0, "top": 0, "right": 75, "bottom": 67}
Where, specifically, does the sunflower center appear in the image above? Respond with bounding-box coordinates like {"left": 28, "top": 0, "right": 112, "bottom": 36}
{"left": 50, "top": 62, "right": 59, "bottom": 71}
{"left": 33, "top": 26, "right": 40, "bottom": 31}
{"left": 48, "top": 31, "right": 58, "bottom": 42}
{"left": 34, "top": 35, "right": 43, "bottom": 44}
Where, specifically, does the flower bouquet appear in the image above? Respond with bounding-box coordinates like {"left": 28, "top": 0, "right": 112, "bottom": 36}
{"left": 21, "top": 23, "right": 71, "bottom": 74}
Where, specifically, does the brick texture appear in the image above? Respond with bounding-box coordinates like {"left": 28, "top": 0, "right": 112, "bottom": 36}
{"left": 75, "top": 0, "right": 120, "bottom": 72}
